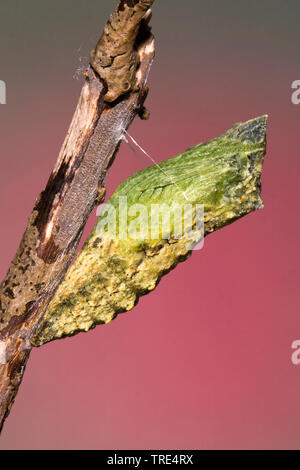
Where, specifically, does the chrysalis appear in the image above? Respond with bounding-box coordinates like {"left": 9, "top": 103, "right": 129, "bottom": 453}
{"left": 33, "top": 116, "right": 267, "bottom": 346}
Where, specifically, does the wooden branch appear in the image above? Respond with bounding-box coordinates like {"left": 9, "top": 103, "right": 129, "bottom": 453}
{"left": 0, "top": 0, "right": 155, "bottom": 432}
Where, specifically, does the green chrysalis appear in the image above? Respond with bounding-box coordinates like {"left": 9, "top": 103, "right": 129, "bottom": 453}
{"left": 33, "top": 115, "right": 267, "bottom": 346}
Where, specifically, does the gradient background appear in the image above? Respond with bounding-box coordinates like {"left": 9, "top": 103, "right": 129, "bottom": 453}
{"left": 0, "top": 0, "right": 299, "bottom": 450}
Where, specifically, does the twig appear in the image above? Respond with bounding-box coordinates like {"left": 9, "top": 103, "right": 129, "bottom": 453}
{"left": 0, "top": 0, "right": 155, "bottom": 432}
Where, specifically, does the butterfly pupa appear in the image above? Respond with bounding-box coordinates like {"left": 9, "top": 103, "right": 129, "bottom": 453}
{"left": 32, "top": 115, "right": 267, "bottom": 346}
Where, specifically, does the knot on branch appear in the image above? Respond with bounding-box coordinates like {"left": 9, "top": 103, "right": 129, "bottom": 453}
{"left": 90, "top": 0, "right": 154, "bottom": 102}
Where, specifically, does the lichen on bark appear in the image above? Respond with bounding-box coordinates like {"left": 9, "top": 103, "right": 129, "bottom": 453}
{"left": 32, "top": 115, "right": 267, "bottom": 347}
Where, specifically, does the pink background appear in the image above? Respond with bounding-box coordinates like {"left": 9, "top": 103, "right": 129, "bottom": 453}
{"left": 0, "top": 0, "right": 299, "bottom": 449}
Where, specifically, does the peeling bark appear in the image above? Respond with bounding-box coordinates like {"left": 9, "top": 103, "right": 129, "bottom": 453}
{"left": 90, "top": 0, "right": 154, "bottom": 102}
{"left": 32, "top": 116, "right": 267, "bottom": 346}
{"left": 0, "top": 0, "right": 155, "bottom": 432}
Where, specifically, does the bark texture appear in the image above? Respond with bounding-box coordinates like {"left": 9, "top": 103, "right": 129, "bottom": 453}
{"left": 0, "top": 0, "right": 155, "bottom": 432}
